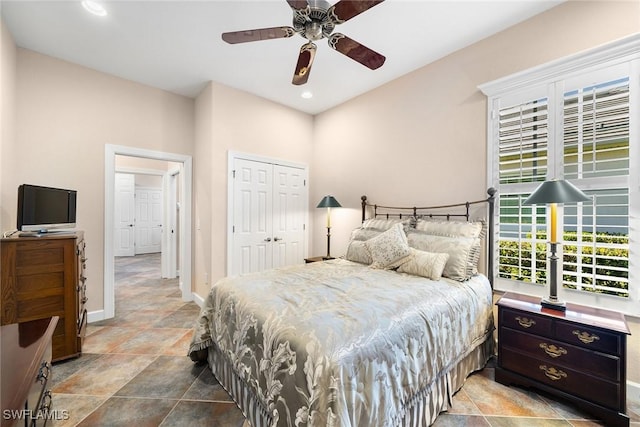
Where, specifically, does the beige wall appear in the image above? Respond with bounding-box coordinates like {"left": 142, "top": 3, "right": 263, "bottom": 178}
{"left": 192, "top": 81, "right": 314, "bottom": 299}
{"left": 310, "top": 0, "right": 640, "bottom": 389}
{"left": 2, "top": 48, "right": 194, "bottom": 312}
{"left": 1, "top": 20, "right": 17, "bottom": 233}
{"left": 2, "top": 0, "right": 639, "bottom": 389}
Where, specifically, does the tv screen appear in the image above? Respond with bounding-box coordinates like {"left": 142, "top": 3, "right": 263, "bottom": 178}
{"left": 17, "top": 184, "right": 77, "bottom": 232}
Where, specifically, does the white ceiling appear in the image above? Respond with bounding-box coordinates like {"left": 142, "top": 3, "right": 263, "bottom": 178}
{"left": 1, "top": 0, "right": 564, "bottom": 115}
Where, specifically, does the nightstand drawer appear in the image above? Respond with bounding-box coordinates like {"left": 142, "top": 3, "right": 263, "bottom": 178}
{"left": 500, "top": 308, "right": 552, "bottom": 337}
{"left": 501, "top": 328, "right": 621, "bottom": 381}
{"left": 555, "top": 320, "right": 622, "bottom": 355}
{"left": 501, "top": 347, "right": 621, "bottom": 410}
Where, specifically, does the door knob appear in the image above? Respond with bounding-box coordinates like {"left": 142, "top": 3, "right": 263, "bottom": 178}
{"left": 264, "top": 237, "right": 272, "bottom": 242}
{"left": 273, "top": 237, "right": 282, "bottom": 241}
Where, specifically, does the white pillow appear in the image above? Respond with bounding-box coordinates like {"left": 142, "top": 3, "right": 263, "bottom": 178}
{"left": 345, "top": 240, "right": 372, "bottom": 265}
{"left": 397, "top": 249, "right": 450, "bottom": 281}
{"left": 363, "top": 223, "right": 412, "bottom": 269}
{"left": 414, "top": 219, "right": 485, "bottom": 239}
{"left": 406, "top": 231, "right": 480, "bottom": 281}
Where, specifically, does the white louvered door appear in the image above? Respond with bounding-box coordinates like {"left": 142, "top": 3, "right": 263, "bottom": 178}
{"left": 231, "top": 158, "right": 307, "bottom": 276}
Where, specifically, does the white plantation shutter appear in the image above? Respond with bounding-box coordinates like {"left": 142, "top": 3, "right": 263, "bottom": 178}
{"left": 561, "top": 77, "right": 630, "bottom": 298}
{"left": 496, "top": 96, "right": 549, "bottom": 286}
{"left": 498, "top": 99, "right": 549, "bottom": 184}
{"left": 480, "top": 36, "right": 639, "bottom": 314}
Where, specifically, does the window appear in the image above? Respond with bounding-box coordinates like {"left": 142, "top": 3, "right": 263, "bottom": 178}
{"left": 479, "top": 34, "right": 640, "bottom": 315}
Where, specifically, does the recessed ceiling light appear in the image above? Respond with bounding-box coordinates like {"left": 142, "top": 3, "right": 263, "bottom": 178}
{"left": 82, "top": 1, "right": 107, "bottom": 17}
{"left": 301, "top": 91, "right": 313, "bottom": 99}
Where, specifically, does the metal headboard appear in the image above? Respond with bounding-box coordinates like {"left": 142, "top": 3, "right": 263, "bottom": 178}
{"left": 360, "top": 188, "right": 497, "bottom": 287}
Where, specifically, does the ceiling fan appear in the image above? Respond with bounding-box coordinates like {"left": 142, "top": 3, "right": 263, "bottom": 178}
{"left": 222, "top": 0, "right": 386, "bottom": 85}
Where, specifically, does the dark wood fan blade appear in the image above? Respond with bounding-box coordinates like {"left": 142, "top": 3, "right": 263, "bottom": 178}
{"left": 292, "top": 42, "right": 316, "bottom": 85}
{"left": 328, "top": 33, "right": 385, "bottom": 70}
{"left": 286, "top": 0, "right": 309, "bottom": 10}
{"left": 222, "top": 27, "right": 296, "bottom": 44}
{"left": 326, "top": 0, "right": 384, "bottom": 24}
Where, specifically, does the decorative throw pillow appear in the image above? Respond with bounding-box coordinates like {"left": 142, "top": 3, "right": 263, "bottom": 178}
{"left": 406, "top": 231, "right": 481, "bottom": 281}
{"left": 397, "top": 249, "right": 450, "bottom": 280}
{"left": 363, "top": 223, "right": 412, "bottom": 269}
{"left": 345, "top": 240, "right": 372, "bottom": 265}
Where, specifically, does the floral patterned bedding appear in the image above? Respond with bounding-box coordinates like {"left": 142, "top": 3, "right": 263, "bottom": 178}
{"left": 189, "top": 258, "right": 494, "bottom": 427}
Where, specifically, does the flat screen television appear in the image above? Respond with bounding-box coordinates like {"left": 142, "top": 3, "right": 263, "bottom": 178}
{"left": 17, "top": 184, "right": 77, "bottom": 232}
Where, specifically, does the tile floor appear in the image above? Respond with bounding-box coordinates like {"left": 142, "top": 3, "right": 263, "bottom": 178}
{"left": 50, "top": 253, "right": 640, "bottom": 426}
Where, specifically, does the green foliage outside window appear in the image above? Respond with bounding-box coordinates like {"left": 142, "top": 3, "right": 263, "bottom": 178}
{"left": 499, "top": 231, "right": 628, "bottom": 297}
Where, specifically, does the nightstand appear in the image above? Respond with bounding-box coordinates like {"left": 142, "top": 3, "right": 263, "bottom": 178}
{"left": 496, "top": 292, "right": 630, "bottom": 427}
{"left": 304, "top": 256, "right": 333, "bottom": 263}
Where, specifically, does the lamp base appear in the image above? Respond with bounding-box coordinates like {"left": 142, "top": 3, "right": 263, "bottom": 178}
{"left": 541, "top": 297, "right": 566, "bottom": 312}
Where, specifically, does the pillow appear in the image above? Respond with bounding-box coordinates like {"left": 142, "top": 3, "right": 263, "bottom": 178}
{"left": 348, "top": 227, "right": 382, "bottom": 242}
{"left": 397, "top": 249, "right": 450, "bottom": 281}
{"left": 363, "top": 223, "right": 412, "bottom": 269}
{"left": 414, "top": 218, "right": 485, "bottom": 239}
{"left": 361, "top": 218, "right": 411, "bottom": 232}
{"left": 345, "top": 240, "right": 372, "bottom": 265}
{"left": 406, "top": 231, "right": 481, "bottom": 281}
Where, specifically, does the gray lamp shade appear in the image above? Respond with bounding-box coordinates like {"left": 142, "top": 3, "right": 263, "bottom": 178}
{"left": 317, "top": 195, "right": 341, "bottom": 208}
{"left": 523, "top": 180, "right": 591, "bottom": 205}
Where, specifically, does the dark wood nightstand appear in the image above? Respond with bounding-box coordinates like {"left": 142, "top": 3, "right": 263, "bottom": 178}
{"left": 496, "top": 292, "right": 630, "bottom": 427}
{"left": 304, "top": 256, "right": 333, "bottom": 263}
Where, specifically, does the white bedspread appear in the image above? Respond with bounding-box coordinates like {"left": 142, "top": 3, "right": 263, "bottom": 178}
{"left": 189, "top": 259, "right": 494, "bottom": 427}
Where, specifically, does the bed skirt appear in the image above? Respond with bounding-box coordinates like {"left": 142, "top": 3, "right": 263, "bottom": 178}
{"left": 206, "top": 335, "right": 495, "bottom": 427}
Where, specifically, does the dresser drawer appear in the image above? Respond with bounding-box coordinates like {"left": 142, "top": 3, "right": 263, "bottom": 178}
{"left": 555, "top": 320, "right": 622, "bottom": 356}
{"left": 500, "top": 308, "right": 552, "bottom": 337}
{"left": 500, "top": 327, "right": 621, "bottom": 382}
{"left": 501, "top": 347, "right": 621, "bottom": 410}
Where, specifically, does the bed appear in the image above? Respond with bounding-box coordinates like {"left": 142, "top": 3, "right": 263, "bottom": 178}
{"left": 189, "top": 189, "right": 497, "bottom": 427}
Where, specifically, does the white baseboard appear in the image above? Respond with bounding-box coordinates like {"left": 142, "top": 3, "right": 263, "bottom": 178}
{"left": 628, "top": 380, "right": 640, "bottom": 405}
{"left": 87, "top": 309, "right": 105, "bottom": 323}
{"left": 192, "top": 292, "right": 205, "bottom": 308}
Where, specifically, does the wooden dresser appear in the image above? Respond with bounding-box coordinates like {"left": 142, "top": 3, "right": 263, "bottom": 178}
{"left": 1, "top": 316, "right": 58, "bottom": 427}
{"left": 496, "top": 292, "right": 630, "bottom": 427}
{"left": 1, "top": 232, "right": 87, "bottom": 361}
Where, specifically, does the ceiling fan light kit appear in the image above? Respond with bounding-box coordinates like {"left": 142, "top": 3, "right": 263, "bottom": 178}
{"left": 221, "top": 0, "right": 386, "bottom": 85}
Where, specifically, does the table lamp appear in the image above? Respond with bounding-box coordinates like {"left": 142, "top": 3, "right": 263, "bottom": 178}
{"left": 523, "top": 179, "right": 590, "bottom": 311}
{"left": 317, "top": 195, "right": 341, "bottom": 259}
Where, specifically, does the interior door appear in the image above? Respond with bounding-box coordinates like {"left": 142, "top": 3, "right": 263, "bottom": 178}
{"left": 114, "top": 173, "right": 135, "bottom": 256}
{"left": 135, "top": 187, "right": 163, "bottom": 254}
{"left": 232, "top": 158, "right": 273, "bottom": 275}
{"left": 271, "top": 165, "right": 306, "bottom": 268}
{"left": 231, "top": 158, "right": 307, "bottom": 276}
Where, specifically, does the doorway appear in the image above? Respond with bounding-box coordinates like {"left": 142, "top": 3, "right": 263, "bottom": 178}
{"left": 103, "top": 144, "right": 192, "bottom": 321}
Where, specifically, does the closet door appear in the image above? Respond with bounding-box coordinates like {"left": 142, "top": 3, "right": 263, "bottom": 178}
{"left": 272, "top": 165, "right": 306, "bottom": 268}
{"left": 233, "top": 159, "right": 273, "bottom": 275}
{"left": 231, "top": 158, "right": 307, "bottom": 276}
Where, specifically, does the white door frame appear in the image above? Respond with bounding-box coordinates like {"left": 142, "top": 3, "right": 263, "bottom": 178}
{"left": 165, "top": 167, "right": 180, "bottom": 279}
{"left": 227, "top": 151, "right": 309, "bottom": 275}
{"left": 103, "top": 144, "right": 192, "bottom": 320}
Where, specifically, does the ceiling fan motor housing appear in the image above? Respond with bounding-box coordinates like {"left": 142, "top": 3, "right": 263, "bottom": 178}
{"left": 293, "top": 0, "right": 335, "bottom": 41}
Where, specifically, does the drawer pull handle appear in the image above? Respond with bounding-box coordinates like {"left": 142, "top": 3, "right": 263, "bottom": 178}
{"left": 539, "top": 343, "right": 567, "bottom": 358}
{"left": 573, "top": 330, "right": 600, "bottom": 344}
{"left": 539, "top": 365, "right": 567, "bottom": 381}
{"left": 37, "top": 361, "right": 51, "bottom": 384}
{"left": 40, "top": 390, "right": 53, "bottom": 412}
{"left": 515, "top": 316, "right": 536, "bottom": 328}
